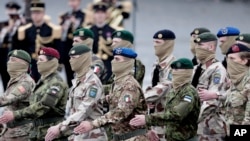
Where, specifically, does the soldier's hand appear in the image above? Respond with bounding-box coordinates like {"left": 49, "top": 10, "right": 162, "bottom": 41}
{"left": 74, "top": 121, "right": 93, "bottom": 134}
{"left": 198, "top": 88, "right": 218, "bottom": 101}
{"left": 146, "top": 130, "right": 160, "bottom": 141}
{"left": 129, "top": 115, "right": 146, "bottom": 127}
{"left": 45, "top": 125, "right": 60, "bottom": 141}
{"left": 0, "top": 111, "right": 14, "bottom": 124}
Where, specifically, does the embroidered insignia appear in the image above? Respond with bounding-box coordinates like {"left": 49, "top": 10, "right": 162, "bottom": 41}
{"left": 89, "top": 87, "right": 97, "bottom": 98}
{"left": 183, "top": 95, "right": 192, "bottom": 103}
{"left": 18, "top": 86, "right": 26, "bottom": 94}
{"left": 124, "top": 95, "right": 131, "bottom": 103}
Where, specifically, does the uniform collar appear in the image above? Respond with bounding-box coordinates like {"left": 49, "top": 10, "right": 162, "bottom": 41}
{"left": 157, "top": 54, "right": 175, "bottom": 69}
{"left": 201, "top": 58, "right": 218, "bottom": 69}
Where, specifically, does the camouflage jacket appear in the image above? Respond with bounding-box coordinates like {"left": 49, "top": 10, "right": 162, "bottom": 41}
{"left": 196, "top": 60, "right": 229, "bottom": 121}
{"left": 0, "top": 73, "right": 35, "bottom": 138}
{"left": 62, "top": 69, "right": 103, "bottom": 126}
{"left": 146, "top": 84, "right": 200, "bottom": 141}
{"left": 0, "top": 73, "right": 35, "bottom": 110}
{"left": 92, "top": 74, "right": 147, "bottom": 134}
{"left": 144, "top": 54, "right": 175, "bottom": 113}
{"left": 225, "top": 69, "right": 250, "bottom": 125}
{"left": 13, "top": 72, "right": 68, "bottom": 140}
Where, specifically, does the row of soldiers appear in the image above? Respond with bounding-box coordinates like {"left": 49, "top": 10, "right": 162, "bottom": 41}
{"left": 0, "top": 0, "right": 139, "bottom": 90}
{"left": 0, "top": 25, "right": 249, "bottom": 141}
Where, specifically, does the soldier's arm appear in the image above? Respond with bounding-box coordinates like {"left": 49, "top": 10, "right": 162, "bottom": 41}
{"left": 91, "top": 84, "right": 140, "bottom": 128}
{"left": 13, "top": 82, "right": 66, "bottom": 119}
{"left": 144, "top": 81, "right": 172, "bottom": 103}
{"left": 61, "top": 85, "right": 102, "bottom": 126}
{"left": 0, "top": 81, "right": 33, "bottom": 107}
{"left": 242, "top": 78, "right": 250, "bottom": 125}
{"left": 146, "top": 89, "right": 197, "bottom": 127}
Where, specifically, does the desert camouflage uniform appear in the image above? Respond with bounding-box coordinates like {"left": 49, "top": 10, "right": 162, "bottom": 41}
{"left": 196, "top": 59, "right": 229, "bottom": 141}
{"left": 12, "top": 72, "right": 68, "bottom": 141}
{"left": 146, "top": 83, "right": 200, "bottom": 141}
{"left": 144, "top": 54, "right": 175, "bottom": 140}
{"left": 91, "top": 74, "right": 148, "bottom": 141}
{"left": 61, "top": 69, "right": 106, "bottom": 140}
{"left": 0, "top": 73, "right": 35, "bottom": 141}
{"left": 224, "top": 69, "right": 250, "bottom": 135}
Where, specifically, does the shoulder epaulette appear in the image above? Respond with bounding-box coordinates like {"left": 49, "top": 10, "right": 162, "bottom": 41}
{"left": 18, "top": 23, "right": 32, "bottom": 40}
{"left": 47, "top": 22, "right": 62, "bottom": 39}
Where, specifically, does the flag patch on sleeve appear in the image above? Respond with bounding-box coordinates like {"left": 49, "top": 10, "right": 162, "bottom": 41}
{"left": 124, "top": 95, "right": 131, "bottom": 103}
{"left": 89, "top": 87, "right": 97, "bottom": 98}
{"left": 183, "top": 95, "right": 192, "bottom": 103}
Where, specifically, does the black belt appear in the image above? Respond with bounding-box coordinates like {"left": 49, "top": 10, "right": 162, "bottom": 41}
{"left": 7, "top": 117, "right": 63, "bottom": 128}
{"left": 113, "top": 129, "right": 147, "bottom": 141}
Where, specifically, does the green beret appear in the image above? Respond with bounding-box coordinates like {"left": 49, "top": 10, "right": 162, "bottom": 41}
{"left": 171, "top": 58, "right": 193, "bottom": 69}
{"left": 190, "top": 27, "right": 210, "bottom": 36}
{"left": 69, "top": 44, "right": 91, "bottom": 56}
{"left": 73, "top": 28, "right": 94, "bottom": 39}
{"left": 194, "top": 32, "right": 217, "bottom": 43}
{"left": 8, "top": 49, "right": 31, "bottom": 63}
{"left": 112, "top": 30, "right": 134, "bottom": 43}
{"left": 236, "top": 33, "right": 250, "bottom": 44}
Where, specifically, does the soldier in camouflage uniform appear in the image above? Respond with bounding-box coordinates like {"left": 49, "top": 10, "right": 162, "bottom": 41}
{"left": 143, "top": 29, "right": 176, "bottom": 140}
{"left": 235, "top": 33, "right": 250, "bottom": 48}
{"left": 73, "top": 47, "right": 148, "bottom": 141}
{"left": 0, "top": 50, "right": 35, "bottom": 141}
{"left": 72, "top": 28, "right": 106, "bottom": 82}
{"left": 0, "top": 47, "right": 68, "bottom": 141}
{"left": 192, "top": 33, "right": 229, "bottom": 141}
{"left": 190, "top": 27, "right": 210, "bottom": 66}
{"left": 130, "top": 58, "right": 200, "bottom": 141}
{"left": 224, "top": 44, "right": 250, "bottom": 136}
{"left": 45, "top": 45, "right": 106, "bottom": 141}
{"left": 216, "top": 26, "right": 240, "bottom": 68}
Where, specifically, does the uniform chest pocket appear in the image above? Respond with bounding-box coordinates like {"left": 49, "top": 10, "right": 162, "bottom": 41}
{"left": 231, "top": 92, "right": 246, "bottom": 108}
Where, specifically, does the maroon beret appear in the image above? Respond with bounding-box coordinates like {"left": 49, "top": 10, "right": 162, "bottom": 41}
{"left": 39, "top": 47, "right": 60, "bottom": 59}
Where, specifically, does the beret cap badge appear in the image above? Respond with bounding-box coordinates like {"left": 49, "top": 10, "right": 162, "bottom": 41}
{"left": 239, "top": 36, "right": 244, "bottom": 40}
{"left": 79, "top": 31, "right": 84, "bottom": 36}
{"left": 117, "top": 32, "right": 121, "bottom": 36}
{"left": 115, "top": 48, "right": 122, "bottom": 54}
{"left": 232, "top": 45, "right": 240, "bottom": 52}
{"left": 221, "top": 28, "right": 228, "bottom": 35}
{"left": 176, "top": 62, "right": 181, "bottom": 68}
{"left": 71, "top": 50, "right": 75, "bottom": 54}
{"left": 158, "top": 34, "right": 163, "bottom": 39}
{"left": 196, "top": 38, "right": 201, "bottom": 42}
{"left": 13, "top": 50, "right": 17, "bottom": 55}
{"left": 194, "top": 29, "right": 199, "bottom": 34}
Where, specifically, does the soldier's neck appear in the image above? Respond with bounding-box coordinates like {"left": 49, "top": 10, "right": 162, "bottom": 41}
{"left": 33, "top": 20, "right": 45, "bottom": 27}
{"left": 96, "top": 22, "right": 106, "bottom": 28}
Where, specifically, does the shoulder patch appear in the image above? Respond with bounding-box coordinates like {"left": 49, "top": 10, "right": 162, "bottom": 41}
{"left": 18, "top": 23, "right": 32, "bottom": 40}
{"left": 89, "top": 87, "right": 97, "bottom": 98}
{"left": 167, "top": 70, "right": 172, "bottom": 80}
{"left": 183, "top": 95, "right": 192, "bottom": 103}
{"left": 213, "top": 73, "right": 221, "bottom": 84}
{"left": 49, "top": 86, "right": 60, "bottom": 95}
{"left": 18, "top": 86, "right": 26, "bottom": 94}
{"left": 124, "top": 94, "right": 131, "bottom": 103}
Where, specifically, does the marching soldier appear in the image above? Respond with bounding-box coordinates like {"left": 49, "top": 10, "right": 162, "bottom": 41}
{"left": 0, "top": 50, "right": 35, "bottom": 141}
{"left": 0, "top": 1, "right": 27, "bottom": 91}
{"left": 224, "top": 44, "right": 250, "bottom": 136}
{"left": 111, "top": 30, "right": 145, "bottom": 86}
{"left": 45, "top": 45, "right": 106, "bottom": 141}
{"left": 90, "top": 2, "right": 116, "bottom": 82}
{"left": 0, "top": 47, "right": 68, "bottom": 141}
{"left": 216, "top": 26, "right": 240, "bottom": 68}
{"left": 130, "top": 58, "right": 200, "bottom": 141}
{"left": 235, "top": 33, "right": 250, "bottom": 47}
{"left": 192, "top": 33, "right": 229, "bottom": 141}
{"left": 73, "top": 47, "right": 148, "bottom": 141}
{"left": 72, "top": 28, "right": 106, "bottom": 82}
{"left": 14, "top": 0, "right": 62, "bottom": 83}
{"left": 190, "top": 27, "right": 210, "bottom": 66}
{"left": 143, "top": 29, "right": 176, "bottom": 140}
{"left": 59, "top": 0, "right": 93, "bottom": 87}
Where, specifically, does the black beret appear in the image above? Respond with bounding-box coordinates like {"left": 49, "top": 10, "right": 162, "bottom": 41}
{"left": 190, "top": 27, "right": 210, "bottom": 36}
{"left": 171, "top": 58, "right": 193, "bottom": 69}
{"left": 226, "top": 44, "right": 250, "bottom": 55}
{"left": 5, "top": 1, "right": 21, "bottom": 10}
{"left": 153, "top": 29, "right": 176, "bottom": 40}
